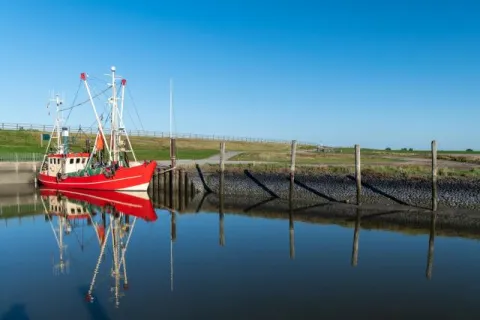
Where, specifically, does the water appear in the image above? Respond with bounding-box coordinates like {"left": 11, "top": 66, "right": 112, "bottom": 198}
{"left": 1, "top": 190, "right": 480, "bottom": 320}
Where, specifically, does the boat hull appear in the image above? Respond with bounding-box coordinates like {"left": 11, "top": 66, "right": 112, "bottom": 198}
{"left": 40, "top": 187, "right": 157, "bottom": 222}
{"left": 38, "top": 161, "right": 157, "bottom": 191}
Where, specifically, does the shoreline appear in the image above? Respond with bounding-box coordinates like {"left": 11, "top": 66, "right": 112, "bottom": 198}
{"left": 184, "top": 166, "right": 480, "bottom": 210}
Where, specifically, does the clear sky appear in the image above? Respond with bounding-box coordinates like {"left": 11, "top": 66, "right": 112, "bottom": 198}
{"left": 1, "top": 0, "right": 479, "bottom": 150}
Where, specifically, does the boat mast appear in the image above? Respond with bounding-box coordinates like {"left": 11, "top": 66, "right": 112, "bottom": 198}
{"left": 118, "top": 78, "right": 137, "bottom": 163}
{"left": 55, "top": 95, "right": 63, "bottom": 154}
{"left": 81, "top": 72, "right": 112, "bottom": 157}
{"left": 110, "top": 66, "right": 118, "bottom": 163}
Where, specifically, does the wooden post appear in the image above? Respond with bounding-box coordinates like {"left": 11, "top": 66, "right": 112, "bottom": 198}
{"left": 426, "top": 213, "right": 436, "bottom": 279}
{"left": 168, "top": 170, "right": 174, "bottom": 209}
{"left": 220, "top": 141, "right": 226, "bottom": 174}
{"left": 351, "top": 208, "right": 361, "bottom": 267}
{"left": 170, "top": 138, "right": 176, "bottom": 169}
{"left": 159, "top": 173, "right": 165, "bottom": 206}
{"left": 179, "top": 169, "right": 185, "bottom": 212}
{"left": 148, "top": 176, "right": 153, "bottom": 194}
{"left": 170, "top": 137, "right": 176, "bottom": 198}
{"left": 219, "top": 165, "right": 225, "bottom": 246}
{"left": 355, "top": 144, "right": 361, "bottom": 205}
{"left": 157, "top": 168, "right": 162, "bottom": 191}
{"left": 152, "top": 171, "right": 158, "bottom": 195}
{"left": 290, "top": 140, "right": 297, "bottom": 182}
{"left": 184, "top": 171, "right": 189, "bottom": 206}
{"left": 159, "top": 170, "right": 165, "bottom": 190}
{"left": 163, "top": 171, "right": 168, "bottom": 207}
{"left": 431, "top": 140, "right": 438, "bottom": 211}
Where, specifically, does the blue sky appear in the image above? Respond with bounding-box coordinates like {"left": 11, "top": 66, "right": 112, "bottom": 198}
{"left": 1, "top": 0, "right": 479, "bottom": 150}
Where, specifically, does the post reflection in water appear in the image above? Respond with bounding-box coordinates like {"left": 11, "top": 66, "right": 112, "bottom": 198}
{"left": 289, "top": 177, "right": 295, "bottom": 260}
{"left": 40, "top": 187, "right": 157, "bottom": 309}
{"left": 351, "top": 208, "right": 361, "bottom": 267}
{"left": 219, "top": 171, "right": 225, "bottom": 247}
{"left": 152, "top": 179, "right": 441, "bottom": 279}
{"left": 35, "top": 179, "right": 446, "bottom": 315}
{"left": 426, "top": 212, "right": 437, "bottom": 280}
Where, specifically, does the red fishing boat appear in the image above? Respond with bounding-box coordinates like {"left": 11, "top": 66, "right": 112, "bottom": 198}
{"left": 37, "top": 66, "right": 156, "bottom": 191}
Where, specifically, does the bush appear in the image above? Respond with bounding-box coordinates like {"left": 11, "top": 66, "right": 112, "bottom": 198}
{"left": 385, "top": 147, "right": 391, "bottom": 151}
{"left": 466, "top": 148, "right": 474, "bottom": 152}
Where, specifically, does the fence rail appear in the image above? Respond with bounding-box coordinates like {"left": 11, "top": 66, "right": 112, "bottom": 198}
{"left": 0, "top": 122, "right": 316, "bottom": 146}
{"left": 0, "top": 153, "right": 44, "bottom": 162}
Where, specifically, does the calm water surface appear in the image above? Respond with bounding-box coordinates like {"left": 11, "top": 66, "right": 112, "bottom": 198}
{"left": 1, "top": 192, "right": 480, "bottom": 320}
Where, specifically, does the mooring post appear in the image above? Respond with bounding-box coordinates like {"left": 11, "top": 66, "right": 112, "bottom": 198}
{"left": 220, "top": 141, "right": 226, "bottom": 174}
{"left": 290, "top": 140, "right": 297, "bottom": 182}
{"left": 426, "top": 212, "right": 436, "bottom": 280}
{"left": 184, "top": 171, "right": 189, "bottom": 206}
{"left": 168, "top": 171, "right": 174, "bottom": 209}
{"left": 190, "top": 180, "right": 195, "bottom": 198}
{"left": 152, "top": 171, "right": 158, "bottom": 195}
{"left": 170, "top": 138, "right": 177, "bottom": 169}
{"left": 219, "top": 168, "right": 225, "bottom": 246}
{"left": 148, "top": 173, "right": 153, "bottom": 194}
{"left": 163, "top": 172, "right": 168, "bottom": 207}
{"left": 179, "top": 169, "right": 185, "bottom": 211}
{"left": 159, "top": 173, "right": 165, "bottom": 206}
{"left": 157, "top": 168, "right": 162, "bottom": 191}
{"left": 431, "top": 140, "right": 438, "bottom": 211}
{"left": 355, "top": 144, "right": 361, "bottom": 205}
{"left": 170, "top": 137, "right": 177, "bottom": 195}
{"left": 164, "top": 169, "right": 168, "bottom": 190}
{"left": 159, "top": 170, "right": 165, "bottom": 191}
{"left": 351, "top": 208, "right": 361, "bottom": 267}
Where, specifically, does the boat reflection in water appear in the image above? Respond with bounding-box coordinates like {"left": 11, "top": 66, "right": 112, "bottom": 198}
{"left": 40, "top": 187, "right": 157, "bottom": 308}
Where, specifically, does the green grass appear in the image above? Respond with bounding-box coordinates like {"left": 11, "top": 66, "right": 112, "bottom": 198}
{"left": 0, "top": 129, "right": 317, "bottom": 161}
{"left": 134, "top": 148, "right": 218, "bottom": 160}
{"left": 229, "top": 151, "right": 407, "bottom": 164}
{"left": 193, "top": 162, "right": 480, "bottom": 178}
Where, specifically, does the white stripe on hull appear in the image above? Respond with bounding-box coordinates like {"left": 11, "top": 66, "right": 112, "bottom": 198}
{"left": 41, "top": 188, "right": 145, "bottom": 207}
{"left": 117, "top": 182, "right": 149, "bottom": 192}
{"left": 38, "top": 174, "right": 144, "bottom": 186}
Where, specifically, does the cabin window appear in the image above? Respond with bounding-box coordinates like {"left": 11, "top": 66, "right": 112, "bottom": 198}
{"left": 82, "top": 158, "right": 86, "bottom": 164}
{"left": 71, "top": 208, "right": 75, "bottom": 214}
{"left": 70, "top": 159, "right": 74, "bottom": 164}
{"left": 54, "top": 159, "right": 57, "bottom": 164}
{"left": 77, "top": 208, "right": 81, "bottom": 213}
{"left": 76, "top": 158, "right": 80, "bottom": 164}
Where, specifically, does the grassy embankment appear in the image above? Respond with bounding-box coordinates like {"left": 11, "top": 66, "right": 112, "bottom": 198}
{"left": 220, "top": 147, "right": 480, "bottom": 178}
{"left": 2, "top": 129, "right": 480, "bottom": 178}
{"left": 0, "top": 129, "right": 310, "bottom": 161}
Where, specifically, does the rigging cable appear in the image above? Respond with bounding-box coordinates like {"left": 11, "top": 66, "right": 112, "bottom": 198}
{"left": 126, "top": 86, "right": 145, "bottom": 131}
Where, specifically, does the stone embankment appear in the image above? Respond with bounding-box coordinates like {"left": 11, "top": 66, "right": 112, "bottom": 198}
{"left": 186, "top": 168, "right": 480, "bottom": 211}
